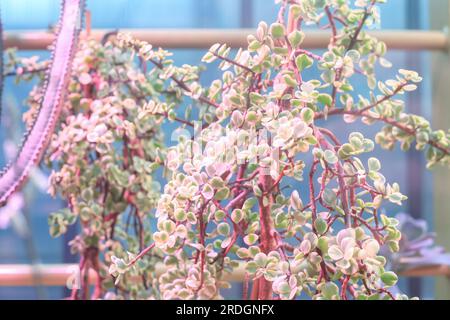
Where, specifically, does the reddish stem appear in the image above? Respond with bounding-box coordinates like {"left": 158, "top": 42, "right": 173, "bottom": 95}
{"left": 251, "top": 172, "right": 277, "bottom": 300}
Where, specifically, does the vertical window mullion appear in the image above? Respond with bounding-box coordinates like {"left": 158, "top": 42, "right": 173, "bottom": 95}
{"left": 405, "top": 0, "right": 424, "bottom": 299}
{"left": 428, "top": 0, "right": 450, "bottom": 300}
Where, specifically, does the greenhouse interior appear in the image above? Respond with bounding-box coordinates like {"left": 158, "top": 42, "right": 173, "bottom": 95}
{"left": 0, "top": 0, "right": 449, "bottom": 303}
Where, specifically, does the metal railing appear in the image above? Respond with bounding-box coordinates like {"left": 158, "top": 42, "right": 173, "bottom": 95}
{"left": 4, "top": 29, "right": 449, "bottom": 51}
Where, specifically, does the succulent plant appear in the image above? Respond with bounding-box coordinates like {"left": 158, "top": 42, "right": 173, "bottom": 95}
{"left": 0, "top": 0, "right": 85, "bottom": 206}
{"left": 382, "top": 213, "right": 450, "bottom": 273}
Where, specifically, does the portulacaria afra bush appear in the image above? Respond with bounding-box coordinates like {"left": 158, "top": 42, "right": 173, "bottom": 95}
{"left": 15, "top": 37, "right": 206, "bottom": 299}
{"left": 110, "top": 0, "right": 450, "bottom": 300}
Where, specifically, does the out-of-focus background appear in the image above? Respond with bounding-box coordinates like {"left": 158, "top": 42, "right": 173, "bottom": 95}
{"left": 0, "top": 0, "right": 449, "bottom": 299}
